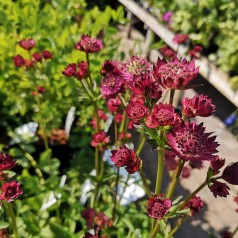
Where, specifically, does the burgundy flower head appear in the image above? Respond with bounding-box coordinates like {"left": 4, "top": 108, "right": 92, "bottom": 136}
{"left": 172, "top": 33, "right": 189, "bottom": 44}
{"left": 37, "top": 86, "right": 46, "bottom": 94}
{"left": 154, "top": 56, "right": 199, "bottom": 90}
{"left": 106, "top": 97, "right": 121, "bottom": 113}
{"left": 91, "top": 131, "right": 110, "bottom": 148}
{"left": 42, "top": 50, "right": 53, "bottom": 59}
{"left": 110, "top": 145, "right": 140, "bottom": 174}
{"left": 209, "top": 181, "right": 230, "bottom": 198}
{"left": 182, "top": 94, "right": 216, "bottom": 118}
{"left": 220, "top": 230, "right": 232, "bottom": 238}
{"left": 126, "top": 97, "right": 148, "bottom": 121}
{"left": 121, "top": 56, "right": 152, "bottom": 82}
{"left": 160, "top": 46, "right": 175, "bottom": 59}
{"left": 24, "top": 59, "right": 35, "bottom": 69}
{"left": 100, "top": 60, "right": 120, "bottom": 76}
{"left": 186, "top": 196, "right": 204, "bottom": 216}
{"left": 0, "top": 181, "right": 23, "bottom": 202}
{"left": 13, "top": 54, "right": 25, "bottom": 67}
{"left": 32, "top": 52, "right": 42, "bottom": 62}
{"left": 210, "top": 156, "right": 225, "bottom": 173}
{"left": 128, "top": 74, "right": 163, "bottom": 100}
{"left": 75, "top": 34, "right": 103, "bottom": 53}
{"left": 100, "top": 73, "right": 125, "bottom": 98}
{"left": 19, "top": 38, "right": 35, "bottom": 50}
{"left": 222, "top": 162, "right": 238, "bottom": 185}
{"left": 62, "top": 62, "right": 88, "bottom": 80}
{"left": 0, "top": 153, "right": 17, "bottom": 172}
{"left": 145, "top": 103, "right": 179, "bottom": 128}
{"left": 167, "top": 122, "right": 219, "bottom": 161}
{"left": 147, "top": 196, "right": 172, "bottom": 219}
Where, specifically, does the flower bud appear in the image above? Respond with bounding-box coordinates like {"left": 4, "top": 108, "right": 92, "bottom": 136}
{"left": 222, "top": 162, "right": 238, "bottom": 185}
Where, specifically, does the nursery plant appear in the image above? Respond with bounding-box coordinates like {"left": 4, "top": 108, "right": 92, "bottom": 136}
{"left": 0, "top": 1, "right": 238, "bottom": 238}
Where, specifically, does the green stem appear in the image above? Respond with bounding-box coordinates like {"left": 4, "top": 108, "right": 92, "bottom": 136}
{"left": 232, "top": 225, "right": 238, "bottom": 237}
{"left": 166, "top": 159, "right": 185, "bottom": 198}
{"left": 112, "top": 167, "right": 120, "bottom": 219}
{"left": 155, "top": 148, "right": 164, "bottom": 196}
{"left": 170, "top": 180, "right": 207, "bottom": 216}
{"left": 3, "top": 202, "right": 19, "bottom": 238}
{"left": 139, "top": 170, "right": 152, "bottom": 198}
{"left": 169, "top": 89, "right": 175, "bottom": 105}
{"left": 150, "top": 220, "right": 160, "bottom": 238}
{"left": 79, "top": 79, "right": 94, "bottom": 99}
{"left": 86, "top": 53, "right": 94, "bottom": 90}
{"left": 168, "top": 216, "right": 186, "bottom": 237}
{"left": 136, "top": 134, "right": 146, "bottom": 156}
{"left": 25, "top": 152, "right": 45, "bottom": 185}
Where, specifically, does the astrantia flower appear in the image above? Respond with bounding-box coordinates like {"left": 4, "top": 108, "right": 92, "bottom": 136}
{"left": 110, "top": 145, "right": 140, "bottom": 174}
{"left": 91, "top": 131, "right": 110, "bottom": 148}
{"left": 37, "top": 86, "right": 46, "bottom": 94}
{"left": 210, "top": 156, "right": 225, "bottom": 173}
{"left": 0, "top": 153, "right": 17, "bottom": 172}
{"left": 100, "top": 60, "right": 120, "bottom": 76}
{"left": 147, "top": 196, "right": 172, "bottom": 219}
{"left": 209, "top": 181, "right": 230, "bottom": 198}
{"left": 154, "top": 56, "right": 199, "bottom": 90}
{"left": 62, "top": 64, "right": 77, "bottom": 77}
{"left": 145, "top": 103, "right": 179, "bottom": 128}
{"left": 220, "top": 230, "right": 232, "bottom": 238}
{"left": 186, "top": 196, "right": 204, "bottom": 216}
{"left": 24, "top": 59, "right": 35, "bottom": 69}
{"left": 13, "top": 54, "right": 25, "bottom": 67}
{"left": 172, "top": 33, "right": 189, "bottom": 44}
{"left": 42, "top": 50, "right": 53, "bottom": 59}
{"left": 128, "top": 74, "right": 163, "bottom": 100}
{"left": 126, "top": 98, "right": 148, "bottom": 121}
{"left": 33, "top": 52, "right": 42, "bottom": 62}
{"left": 182, "top": 94, "right": 215, "bottom": 118}
{"left": 162, "top": 11, "right": 173, "bottom": 22}
{"left": 122, "top": 56, "right": 152, "bottom": 82}
{"left": 19, "top": 38, "right": 35, "bottom": 50}
{"left": 167, "top": 122, "right": 219, "bottom": 161}
{"left": 62, "top": 62, "right": 88, "bottom": 80}
{"left": 106, "top": 97, "right": 121, "bottom": 113}
{"left": 0, "top": 181, "right": 23, "bottom": 202}
{"left": 160, "top": 46, "right": 175, "bottom": 59}
{"left": 100, "top": 73, "right": 125, "bottom": 98}
{"left": 75, "top": 34, "right": 103, "bottom": 53}
{"left": 222, "top": 162, "right": 238, "bottom": 185}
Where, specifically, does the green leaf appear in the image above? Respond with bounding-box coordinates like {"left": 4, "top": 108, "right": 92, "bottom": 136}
{"left": 49, "top": 221, "right": 75, "bottom": 238}
{"left": 0, "top": 221, "right": 9, "bottom": 229}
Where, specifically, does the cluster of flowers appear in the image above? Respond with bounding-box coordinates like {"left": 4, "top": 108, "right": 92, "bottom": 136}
{"left": 13, "top": 38, "right": 53, "bottom": 96}
{"left": 82, "top": 208, "right": 113, "bottom": 238}
{"left": 0, "top": 153, "right": 23, "bottom": 202}
{"left": 62, "top": 34, "right": 238, "bottom": 223}
{"left": 13, "top": 38, "right": 52, "bottom": 69}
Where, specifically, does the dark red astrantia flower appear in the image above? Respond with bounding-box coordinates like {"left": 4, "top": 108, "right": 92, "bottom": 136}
{"left": 147, "top": 196, "right": 172, "bottom": 219}
{"left": 110, "top": 145, "right": 140, "bottom": 174}
{"left": 172, "top": 33, "right": 189, "bottom": 44}
{"left": 13, "top": 54, "right": 25, "bottom": 67}
{"left": 42, "top": 50, "right": 53, "bottom": 59}
{"left": 154, "top": 56, "right": 199, "bottom": 90}
{"left": 0, "top": 153, "right": 17, "bottom": 172}
{"left": 182, "top": 94, "right": 215, "bottom": 118}
{"left": 210, "top": 156, "right": 225, "bottom": 173}
{"left": 91, "top": 131, "right": 110, "bottom": 148}
{"left": 19, "top": 38, "right": 35, "bottom": 50}
{"left": 0, "top": 181, "right": 23, "bottom": 202}
{"left": 209, "top": 181, "right": 230, "bottom": 198}
{"left": 145, "top": 103, "right": 179, "bottom": 128}
{"left": 167, "top": 122, "right": 219, "bottom": 161}
{"left": 186, "top": 196, "right": 204, "bottom": 216}
{"left": 222, "top": 162, "right": 238, "bottom": 185}
{"left": 75, "top": 34, "right": 103, "bottom": 53}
